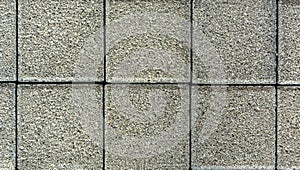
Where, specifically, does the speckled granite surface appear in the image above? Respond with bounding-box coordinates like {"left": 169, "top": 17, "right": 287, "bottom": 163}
{"left": 0, "top": 85, "right": 15, "bottom": 169}
{"left": 19, "top": 0, "right": 103, "bottom": 82}
{"left": 18, "top": 85, "right": 103, "bottom": 169}
{"left": 0, "top": 0, "right": 299, "bottom": 170}
{"left": 279, "top": 0, "right": 300, "bottom": 84}
{"left": 192, "top": 86, "right": 275, "bottom": 169}
{"left": 278, "top": 87, "right": 300, "bottom": 169}
{"left": 106, "top": 0, "right": 190, "bottom": 83}
{"left": 105, "top": 84, "right": 189, "bottom": 169}
{"left": 0, "top": 0, "right": 16, "bottom": 80}
{"left": 193, "top": 0, "right": 276, "bottom": 84}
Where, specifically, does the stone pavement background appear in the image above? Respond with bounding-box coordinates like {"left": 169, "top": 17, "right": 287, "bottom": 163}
{"left": 0, "top": 0, "right": 299, "bottom": 169}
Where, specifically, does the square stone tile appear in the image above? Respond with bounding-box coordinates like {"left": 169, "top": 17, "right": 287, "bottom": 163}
{"left": 105, "top": 84, "right": 189, "bottom": 169}
{"left": 19, "top": 0, "right": 103, "bottom": 82}
{"left": 18, "top": 84, "right": 103, "bottom": 169}
{"left": 193, "top": 0, "right": 276, "bottom": 84}
{"left": 0, "top": 1, "right": 16, "bottom": 80}
{"left": 192, "top": 86, "right": 275, "bottom": 169}
{"left": 0, "top": 84, "right": 15, "bottom": 169}
{"left": 279, "top": 1, "right": 300, "bottom": 84}
{"left": 278, "top": 87, "right": 300, "bottom": 169}
{"left": 107, "top": 0, "right": 190, "bottom": 83}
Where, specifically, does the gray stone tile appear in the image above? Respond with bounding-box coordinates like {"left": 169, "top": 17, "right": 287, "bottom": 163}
{"left": 279, "top": 1, "right": 300, "bottom": 84}
{"left": 282, "top": 0, "right": 300, "bottom": 6}
{"left": 107, "top": 0, "right": 190, "bottom": 83}
{"left": 105, "top": 84, "right": 189, "bottom": 169}
{"left": 192, "top": 86, "right": 275, "bottom": 169}
{"left": 278, "top": 87, "right": 300, "bottom": 169}
{"left": 193, "top": 0, "right": 276, "bottom": 84}
{"left": 19, "top": 0, "right": 103, "bottom": 82}
{"left": 0, "top": 84, "right": 15, "bottom": 169}
{"left": 0, "top": 0, "right": 16, "bottom": 80}
{"left": 18, "top": 84, "right": 103, "bottom": 169}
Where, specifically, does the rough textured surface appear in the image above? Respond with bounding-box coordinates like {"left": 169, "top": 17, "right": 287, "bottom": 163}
{"left": 1, "top": 0, "right": 299, "bottom": 169}
{"left": 19, "top": 0, "right": 103, "bottom": 82}
{"left": 278, "top": 87, "right": 300, "bottom": 169}
{"left": 193, "top": 0, "right": 276, "bottom": 84}
{"left": 0, "top": 0, "right": 16, "bottom": 80}
{"left": 192, "top": 86, "right": 275, "bottom": 168}
{"left": 0, "top": 85, "right": 15, "bottom": 169}
{"left": 105, "top": 84, "right": 189, "bottom": 169}
{"left": 18, "top": 85, "right": 103, "bottom": 169}
{"left": 107, "top": 0, "right": 190, "bottom": 83}
{"left": 279, "top": 0, "right": 300, "bottom": 84}
{"left": 282, "top": 0, "right": 300, "bottom": 6}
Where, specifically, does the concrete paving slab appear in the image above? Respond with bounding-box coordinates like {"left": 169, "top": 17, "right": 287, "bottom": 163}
{"left": 192, "top": 86, "right": 275, "bottom": 169}
{"left": 278, "top": 87, "right": 300, "bottom": 169}
{"left": 19, "top": 0, "right": 103, "bottom": 82}
{"left": 106, "top": 0, "right": 190, "bottom": 83}
{"left": 193, "top": 0, "right": 276, "bottom": 84}
{"left": 279, "top": 0, "right": 300, "bottom": 84}
{"left": 0, "top": 0, "right": 16, "bottom": 80}
{"left": 0, "top": 0, "right": 299, "bottom": 169}
{"left": 105, "top": 84, "right": 189, "bottom": 169}
{"left": 18, "top": 84, "right": 103, "bottom": 169}
{"left": 0, "top": 85, "right": 15, "bottom": 169}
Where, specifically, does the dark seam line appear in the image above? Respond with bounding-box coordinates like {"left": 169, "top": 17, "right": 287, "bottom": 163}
{"left": 189, "top": 0, "right": 193, "bottom": 169}
{"left": 14, "top": 85, "right": 18, "bottom": 170}
{"left": 107, "top": 82, "right": 189, "bottom": 85}
{"left": 3, "top": 81, "right": 300, "bottom": 86}
{"left": 0, "top": 81, "right": 188, "bottom": 85}
{"left": 105, "top": 82, "right": 276, "bottom": 86}
{"left": 102, "top": 0, "right": 107, "bottom": 169}
{"left": 275, "top": 0, "right": 279, "bottom": 169}
{"left": 15, "top": 0, "right": 19, "bottom": 169}
{"left": 14, "top": 86, "right": 18, "bottom": 170}
{"left": 193, "top": 83, "right": 276, "bottom": 86}
{"left": 275, "top": 82, "right": 279, "bottom": 170}
{"left": 106, "top": 82, "right": 190, "bottom": 85}
{"left": 103, "top": 0, "right": 107, "bottom": 83}
{"left": 1, "top": 81, "right": 106, "bottom": 84}
{"left": 102, "top": 84, "right": 106, "bottom": 170}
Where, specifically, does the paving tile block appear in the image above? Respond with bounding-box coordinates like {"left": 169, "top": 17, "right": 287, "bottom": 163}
{"left": 19, "top": 0, "right": 103, "bottom": 82}
{"left": 0, "top": 0, "right": 16, "bottom": 80}
{"left": 193, "top": 0, "right": 276, "bottom": 84}
{"left": 107, "top": 0, "right": 190, "bottom": 83}
{"left": 279, "top": 0, "right": 300, "bottom": 84}
{"left": 278, "top": 87, "right": 300, "bottom": 169}
{"left": 0, "top": 85, "right": 15, "bottom": 169}
{"left": 105, "top": 84, "right": 189, "bottom": 169}
{"left": 18, "top": 84, "right": 103, "bottom": 169}
{"left": 192, "top": 86, "right": 275, "bottom": 169}
{"left": 282, "top": 0, "right": 300, "bottom": 6}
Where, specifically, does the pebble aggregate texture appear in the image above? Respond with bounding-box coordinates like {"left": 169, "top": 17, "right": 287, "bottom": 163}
{"left": 192, "top": 86, "right": 275, "bottom": 169}
{"left": 279, "top": 0, "right": 300, "bottom": 84}
{"left": 105, "top": 84, "right": 189, "bottom": 169}
{"left": 0, "top": 0, "right": 16, "bottom": 80}
{"left": 18, "top": 85, "right": 103, "bottom": 169}
{"left": 193, "top": 0, "right": 276, "bottom": 84}
{"left": 107, "top": 0, "right": 190, "bottom": 83}
{"left": 19, "top": 0, "right": 103, "bottom": 81}
{"left": 0, "top": 0, "right": 299, "bottom": 170}
{"left": 0, "top": 85, "right": 15, "bottom": 169}
{"left": 278, "top": 87, "right": 300, "bottom": 169}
